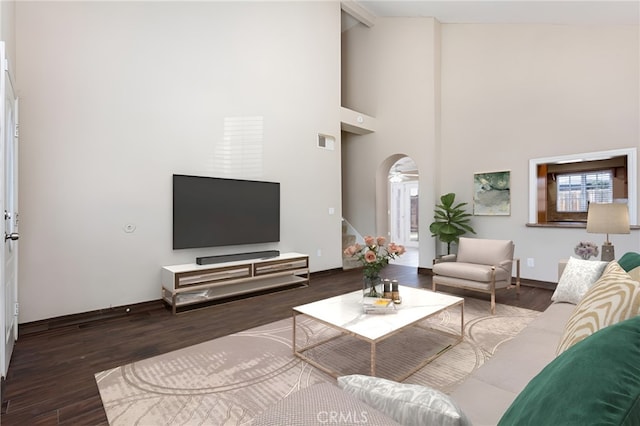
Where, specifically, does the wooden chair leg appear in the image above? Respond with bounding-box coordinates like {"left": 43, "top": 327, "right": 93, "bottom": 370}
{"left": 490, "top": 292, "right": 496, "bottom": 315}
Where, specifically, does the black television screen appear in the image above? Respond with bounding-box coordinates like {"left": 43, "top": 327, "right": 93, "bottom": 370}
{"left": 173, "top": 174, "right": 280, "bottom": 249}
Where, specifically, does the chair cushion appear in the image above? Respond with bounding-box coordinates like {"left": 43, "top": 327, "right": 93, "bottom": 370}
{"left": 433, "top": 262, "right": 510, "bottom": 283}
{"left": 456, "top": 237, "right": 514, "bottom": 266}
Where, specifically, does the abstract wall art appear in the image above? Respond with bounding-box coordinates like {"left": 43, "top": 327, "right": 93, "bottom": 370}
{"left": 473, "top": 171, "right": 511, "bottom": 216}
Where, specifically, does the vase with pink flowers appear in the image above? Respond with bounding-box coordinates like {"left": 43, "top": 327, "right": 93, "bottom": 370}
{"left": 343, "top": 236, "right": 406, "bottom": 297}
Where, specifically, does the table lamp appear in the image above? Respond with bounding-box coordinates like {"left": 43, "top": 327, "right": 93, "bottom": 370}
{"left": 586, "top": 203, "right": 630, "bottom": 261}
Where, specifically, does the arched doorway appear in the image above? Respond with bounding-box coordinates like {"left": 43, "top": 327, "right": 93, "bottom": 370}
{"left": 388, "top": 157, "right": 419, "bottom": 266}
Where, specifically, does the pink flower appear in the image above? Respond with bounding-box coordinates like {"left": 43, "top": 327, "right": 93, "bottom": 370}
{"left": 343, "top": 244, "right": 361, "bottom": 256}
{"left": 341, "top": 236, "right": 404, "bottom": 278}
{"left": 364, "top": 250, "right": 377, "bottom": 263}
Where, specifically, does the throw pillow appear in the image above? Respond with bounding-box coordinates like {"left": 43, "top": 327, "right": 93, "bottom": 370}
{"left": 337, "top": 374, "right": 471, "bottom": 426}
{"left": 618, "top": 251, "right": 640, "bottom": 272}
{"left": 619, "top": 251, "right": 640, "bottom": 281}
{"left": 498, "top": 315, "right": 640, "bottom": 426}
{"left": 556, "top": 261, "right": 640, "bottom": 355}
{"left": 551, "top": 257, "right": 608, "bottom": 304}
{"left": 251, "top": 382, "right": 402, "bottom": 426}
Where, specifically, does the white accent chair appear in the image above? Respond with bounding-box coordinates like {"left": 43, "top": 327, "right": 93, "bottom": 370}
{"left": 432, "top": 237, "right": 520, "bottom": 314}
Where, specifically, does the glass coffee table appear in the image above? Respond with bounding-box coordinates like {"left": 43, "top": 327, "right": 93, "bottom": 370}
{"left": 292, "top": 285, "right": 464, "bottom": 381}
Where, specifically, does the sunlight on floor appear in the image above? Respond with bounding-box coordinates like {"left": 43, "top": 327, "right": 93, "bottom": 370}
{"left": 391, "top": 246, "right": 419, "bottom": 267}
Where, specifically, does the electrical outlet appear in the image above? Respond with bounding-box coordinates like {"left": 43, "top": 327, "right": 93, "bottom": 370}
{"left": 317, "top": 249, "right": 322, "bottom": 257}
{"left": 527, "top": 258, "right": 535, "bottom": 268}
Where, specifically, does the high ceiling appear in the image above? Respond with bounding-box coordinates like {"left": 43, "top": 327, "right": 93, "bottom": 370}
{"left": 355, "top": 1, "right": 639, "bottom": 25}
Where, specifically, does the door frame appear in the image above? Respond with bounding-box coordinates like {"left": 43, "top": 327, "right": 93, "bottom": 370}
{"left": 0, "top": 40, "right": 19, "bottom": 378}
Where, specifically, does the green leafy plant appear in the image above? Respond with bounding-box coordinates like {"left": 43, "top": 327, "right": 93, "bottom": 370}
{"left": 429, "top": 193, "right": 476, "bottom": 255}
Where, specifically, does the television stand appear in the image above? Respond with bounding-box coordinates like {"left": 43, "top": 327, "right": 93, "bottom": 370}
{"left": 161, "top": 252, "right": 309, "bottom": 314}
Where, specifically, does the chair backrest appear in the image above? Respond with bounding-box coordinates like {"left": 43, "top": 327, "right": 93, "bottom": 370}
{"left": 456, "top": 237, "right": 514, "bottom": 266}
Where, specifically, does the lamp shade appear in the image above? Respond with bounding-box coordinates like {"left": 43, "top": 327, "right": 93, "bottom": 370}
{"left": 586, "top": 203, "right": 630, "bottom": 235}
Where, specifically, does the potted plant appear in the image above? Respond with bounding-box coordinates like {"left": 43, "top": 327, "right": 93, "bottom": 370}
{"left": 429, "top": 193, "right": 476, "bottom": 255}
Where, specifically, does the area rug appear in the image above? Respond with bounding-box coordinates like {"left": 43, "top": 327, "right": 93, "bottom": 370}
{"left": 95, "top": 297, "right": 539, "bottom": 425}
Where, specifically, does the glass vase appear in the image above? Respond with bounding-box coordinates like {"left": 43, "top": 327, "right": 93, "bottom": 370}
{"left": 363, "top": 275, "right": 382, "bottom": 298}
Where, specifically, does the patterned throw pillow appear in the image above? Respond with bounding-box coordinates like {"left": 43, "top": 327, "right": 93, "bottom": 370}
{"left": 337, "top": 375, "right": 471, "bottom": 426}
{"left": 556, "top": 261, "right": 640, "bottom": 356}
{"left": 551, "top": 257, "right": 609, "bottom": 304}
{"left": 628, "top": 266, "right": 640, "bottom": 282}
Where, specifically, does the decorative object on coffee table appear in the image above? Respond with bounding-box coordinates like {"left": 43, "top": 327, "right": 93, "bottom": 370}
{"left": 363, "top": 297, "right": 397, "bottom": 315}
{"left": 343, "top": 235, "right": 406, "bottom": 297}
{"left": 363, "top": 276, "right": 383, "bottom": 298}
{"left": 383, "top": 279, "right": 392, "bottom": 299}
{"left": 391, "top": 280, "right": 401, "bottom": 304}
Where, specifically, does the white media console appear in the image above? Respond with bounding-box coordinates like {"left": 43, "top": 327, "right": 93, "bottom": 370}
{"left": 161, "top": 252, "right": 310, "bottom": 314}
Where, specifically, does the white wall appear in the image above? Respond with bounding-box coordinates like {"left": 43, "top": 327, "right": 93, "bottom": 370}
{"left": 440, "top": 24, "right": 640, "bottom": 281}
{"left": 14, "top": 4, "right": 640, "bottom": 322}
{"left": 342, "top": 18, "right": 440, "bottom": 266}
{"left": 16, "top": 1, "right": 343, "bottom": 323}
{"left": 342, "top": 20, "right": 639, "bottom": 283}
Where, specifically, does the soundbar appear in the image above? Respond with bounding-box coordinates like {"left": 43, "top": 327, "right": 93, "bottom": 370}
{"left": 196, "top": 250, "right": 281, "bottom": 265}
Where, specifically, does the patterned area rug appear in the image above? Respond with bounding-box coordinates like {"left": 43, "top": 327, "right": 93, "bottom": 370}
{"left": 95, "top": 297, "right": 539, "bottom": 425}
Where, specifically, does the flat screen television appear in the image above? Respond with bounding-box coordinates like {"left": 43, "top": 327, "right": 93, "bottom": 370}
{"left": 173, "top": 174, "right": 280, "bottom": 249}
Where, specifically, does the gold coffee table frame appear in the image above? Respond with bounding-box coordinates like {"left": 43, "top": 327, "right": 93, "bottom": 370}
{"left": 292, "top": 286, "right": 464, "bottom": 381}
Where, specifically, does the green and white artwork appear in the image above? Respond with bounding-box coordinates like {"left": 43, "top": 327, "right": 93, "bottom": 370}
{"left": 473, "top": 171, "right": 510, "bottom": 215}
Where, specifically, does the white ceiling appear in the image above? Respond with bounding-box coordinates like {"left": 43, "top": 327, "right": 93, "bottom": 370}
{"left": 355, "top": 1, "right": 640, "bottom": 25}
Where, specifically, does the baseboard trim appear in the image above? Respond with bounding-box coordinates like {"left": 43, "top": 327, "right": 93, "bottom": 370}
{"left": 19, "top": 300, "right": 163, "bottom": 336}
{"left": 18, "top": 268, "right": 347, "bottom": 336}
{"left": 19, "top": 267, "right": 555, "bottom": 336}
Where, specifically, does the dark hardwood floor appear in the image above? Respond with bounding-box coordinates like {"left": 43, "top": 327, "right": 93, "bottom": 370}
{"left": 1, "top": 265, "right": 553, "bottom": 425}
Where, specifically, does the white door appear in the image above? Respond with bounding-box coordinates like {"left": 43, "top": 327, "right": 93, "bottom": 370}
{"left": 390, "top": 181, "right": 419, "bottom": 248}
{"left": 1, "top": 41, "right": 19, "bottom": 378}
